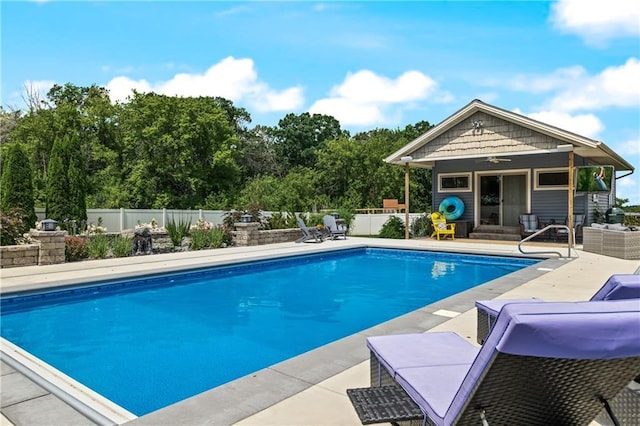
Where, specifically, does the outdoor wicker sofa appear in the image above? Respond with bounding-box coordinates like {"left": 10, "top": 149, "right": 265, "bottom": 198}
{"left": 583, "top": 224, "right": 640, "bottom": 260}
{"left": 347, "top": 300, "right": 640, "bottom": 426}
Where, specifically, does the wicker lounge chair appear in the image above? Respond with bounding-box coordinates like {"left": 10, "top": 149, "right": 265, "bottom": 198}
{"left": 475, "top": 274, "right": 640, "bottom": 344}
{"left": 322, "top": 215, "right": 347, "bottom": 240}
{"left": 295, "top": 215, "right": 324, "bottom": 243}
{"left": 347, "top": 300, "right": 640, "bottom": 426}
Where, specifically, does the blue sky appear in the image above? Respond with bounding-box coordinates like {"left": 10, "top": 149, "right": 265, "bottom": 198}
{"left": 2, "top": 0, "right": 639, "bottom": 203}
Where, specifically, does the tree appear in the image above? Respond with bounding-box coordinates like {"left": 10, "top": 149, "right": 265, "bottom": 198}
{"left": 0, "top": 143, "right": 37, "bottom": 231}
{"left": 67, "top": 135, "right": 88, "bottom": 225}
{"left": 236, "top": 125, "right": 283, "bottom": 179}
{"left": 0, "top": 107, "right": 22, "bottom": 146}
{"left": 7, "top": 83, "right": 122, "bottom": 208}
{"left": 118, "top": 93, "right": 240, "bottom": 209}
{"left": 273, "top": 113, "right": 348, "bottom": 169}
{"left": 45, "top": 135, "right": 71, "bottom": 223}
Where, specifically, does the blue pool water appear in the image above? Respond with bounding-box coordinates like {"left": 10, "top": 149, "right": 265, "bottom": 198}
{"left": 1, "top": 248, "right": 537, "bottom": 416}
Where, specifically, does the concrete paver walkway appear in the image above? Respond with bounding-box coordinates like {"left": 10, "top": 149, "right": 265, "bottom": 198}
{"left": 1, "top": 237, "right": 638, "bottom": 425}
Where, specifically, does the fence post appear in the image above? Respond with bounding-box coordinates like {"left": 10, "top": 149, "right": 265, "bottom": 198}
{"left": 120, "top": 208, "right": 125, "bottom": 232}
{"left": 162, "top": 208, "right": 167, "bottom": 229}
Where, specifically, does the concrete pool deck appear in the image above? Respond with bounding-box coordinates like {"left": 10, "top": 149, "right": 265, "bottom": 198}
{"left": 1, "top": 237, "right": 639, "bottom": 425}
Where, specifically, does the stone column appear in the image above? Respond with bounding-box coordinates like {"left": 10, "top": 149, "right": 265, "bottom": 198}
{"left": 29, "top": 230, "right": 68, "bottom": 265}
{"left": 234, "top": 222, "right": 261, "bottom": 246}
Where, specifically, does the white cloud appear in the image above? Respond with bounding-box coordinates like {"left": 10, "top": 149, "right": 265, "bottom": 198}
{"left": 616, "top": 176, "right": 639, "bottom": 204}
{"left": 105, "top": 57, "right": 304, "bottom": 112}
{"left": 507, "top": 66, "right": 586, "bottom": 94}
{"left": 310, "top": 69, "right": 439, "bottom": 127}
{"left": 550, "top": 0, "right": 640, "bottom": 45}
{"left": 311, "top": 98, "right": 386, "bottom": 127}
{"left": 506, "top": 58, "right": 640, "bottom": 113}
{"left": 518, "top": 109, "right": 604, "bottom": 139}
{"left": 548, "top": 58, "right": 640, "bottom": 112}
{"left": 615, "top": 138, "right": 640, "bottom": 156}
{"left": 106, "top": 76, "right": 152, "bottom": 102}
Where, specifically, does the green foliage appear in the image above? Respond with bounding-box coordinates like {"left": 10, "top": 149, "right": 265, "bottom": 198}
{"left": 307, "top": 213, "right": 326, "bottom": 228}
{"left": 378, "top": 216, "right": 406, "bottom": 239}
{"left": 1, "top": 208, "right": 26, "bottom": 246}
{"left": 615, "top": 197, "right": 629, "bottom": 208}
{"left": 166, "top": 216, "right": 191, "bottom": 247}
{"left": 273, "top": 112, "right": 347, "bottom": 169}
{"left": 277, "top": 167, "right": 319, "bottom": 212}
{"left": 624, "top": 215, "right": 640, "bottom": 227}
{"left": 1, "top": 143, "right": 37, "bottom": 231}
{"left": 264, "top": 212, "right": 297, "bottom": 230}
{"left": 64, "top": 236, "right": 89, "bottom": 262}
{"left": 111, "top": 235, "right": 132, "bottom": 257}
{"left": 410, "top": 213, "right": 433, "bottom": 238}
{"left": 209, "top": 226, "right": 229, "bottom": 248}
{"left": 45, "top": 135, "right": 71, "bottom": 223}
{"left": 67, "top": 135, "right": 88, "bottom": 225}
{"left": 87, "top": 233, "right": 109, "bottom": 259}
{"left": 236, "top": 175, "right": 282, "bottom": 210}
{"left": 189, "top": 229, "right": 209, "bottom": 250}
{"left": 334, "top": 208, "right": 356, "bottom": 230}
{"left": 118, "top": 93, "right": 240, "bottom": 209}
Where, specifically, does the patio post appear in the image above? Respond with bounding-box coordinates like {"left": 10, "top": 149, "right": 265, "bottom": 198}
{"left": 400, "top": 156, "right": 413, "bottom": 239}
{"left": 567, "top": 148, "right": 574, "bottom": 248}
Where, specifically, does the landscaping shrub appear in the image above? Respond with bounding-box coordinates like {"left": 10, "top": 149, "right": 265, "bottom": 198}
{"left": 379, "top": 216, "right": 405, "bottom": 239}
{"left": 189, "top": 229, "right": 209, "bottom": 250}
{"left": 410, "top": 213, "right": 433, "bottom": 238}
{"left": 65, "top": 236, "right": 89, "bottom": 262}
{"left": 209, "top": 226, "right": 230, "bottom": 248}
{"left": 264, "top": 212, "right": 297, "bottom": 230}
{"left": 88, "top": 234, "right": 109, "bottom": 259}
{"left": 112, "top": 235, "right": 132, "bottom": 257}
{"left": 166, "top": 217, "right": 191, "bottom": 247}
{"left": 0, "top": 208, "right": 26, "bottom": 246}
{"left": 0, "top": 143, "right": 37, "bottom": 232}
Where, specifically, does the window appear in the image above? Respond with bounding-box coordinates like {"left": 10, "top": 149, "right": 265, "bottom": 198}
{"left": 534, "top": 168, "right": 568, "bottom": 190}
{"left": 438, "top": 172, "right": 472, "bottom": 192}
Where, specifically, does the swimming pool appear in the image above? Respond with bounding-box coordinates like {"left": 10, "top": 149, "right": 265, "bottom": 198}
{"left": 1, "top": 247, "right": 538, "bottom": 417}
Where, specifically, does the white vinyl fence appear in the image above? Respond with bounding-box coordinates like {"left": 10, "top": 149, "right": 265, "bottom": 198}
{"left": 35, "top": 208, "right": 424, "bottom": 236}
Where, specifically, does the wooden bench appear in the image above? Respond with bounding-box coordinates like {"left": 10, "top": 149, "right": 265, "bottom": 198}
{"left": 382, "top": 199, "right": 405, "bottom": 213}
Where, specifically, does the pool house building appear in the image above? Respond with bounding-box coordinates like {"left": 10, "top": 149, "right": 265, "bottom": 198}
{"left": 385, "top": 99, "right": 635, "bottom": 240}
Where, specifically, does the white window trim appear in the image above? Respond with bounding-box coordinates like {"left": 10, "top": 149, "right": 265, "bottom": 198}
{"left": 534, "top": 167, "right": 569, "bottom": 191}
{"left": 438, "top": 172, "right": 472, "bottom": 193}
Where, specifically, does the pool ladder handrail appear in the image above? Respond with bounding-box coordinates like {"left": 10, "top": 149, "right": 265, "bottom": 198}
{"left": 518, "top": 224, "right": 575, "bottom": 258}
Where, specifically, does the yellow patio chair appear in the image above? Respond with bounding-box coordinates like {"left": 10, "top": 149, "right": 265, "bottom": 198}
{"left": 430, "top": 212, "right": 456, "bottom": 240}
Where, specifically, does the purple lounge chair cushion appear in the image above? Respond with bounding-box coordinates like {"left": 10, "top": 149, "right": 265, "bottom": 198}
{"left": 396, "top": 364, "right": 470, "bottom": 420}
{"left": 366, "top": 332, "right": 478, "bottom": 379}
{"left": 487, "top": 300, "right": 640, "bottom": 359}
{"left": 589, "top": 274, "right": 640, "bottom": 301}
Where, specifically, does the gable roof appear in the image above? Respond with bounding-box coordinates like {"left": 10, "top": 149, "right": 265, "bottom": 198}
{"left": 385, "top": 99, "right": 634, "bottom": 172}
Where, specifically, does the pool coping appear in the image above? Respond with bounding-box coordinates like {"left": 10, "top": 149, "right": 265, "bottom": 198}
{"left": 1, "top": 238, "right": 561, "bottom": 425}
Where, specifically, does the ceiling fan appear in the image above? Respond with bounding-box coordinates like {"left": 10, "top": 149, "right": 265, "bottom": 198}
{"left": 476, "top": 156, "right": 512, "bottom": 164}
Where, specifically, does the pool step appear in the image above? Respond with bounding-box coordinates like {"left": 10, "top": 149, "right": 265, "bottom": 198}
{"left": 469, "top": 225, "right": 522, "bottom": 241}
